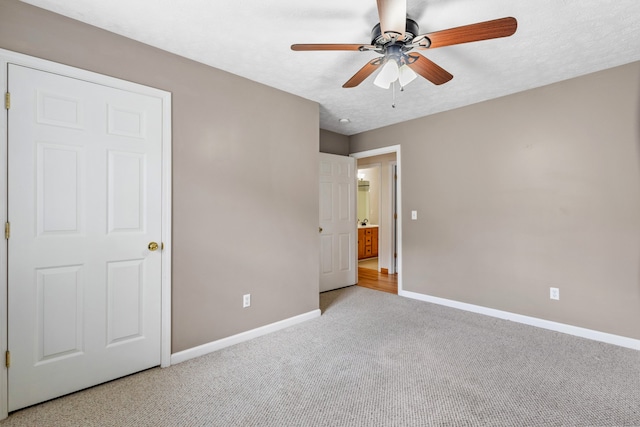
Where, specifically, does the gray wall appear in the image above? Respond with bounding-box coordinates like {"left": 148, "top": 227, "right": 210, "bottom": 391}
{"left": 0, "top": 0, "right": 320, "bottom": 353}
{"left": 320, "top": 129, "right": 350, "bottom": 155}
{"left": 351, "top": 62, "right": 640, "bottom": 340}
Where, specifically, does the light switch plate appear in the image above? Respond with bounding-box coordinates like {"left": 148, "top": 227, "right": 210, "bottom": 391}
{"left": 411, "top": 210, "right": 417, "bottom": 220}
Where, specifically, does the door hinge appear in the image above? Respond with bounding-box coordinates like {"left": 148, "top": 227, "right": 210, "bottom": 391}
{"left": 4, "top": 92, "right": 9, "bottom": 110}
{"left": 394, "top": 252, "right": 397, "bottom": 258}
{"left": 394, "top": 213, "right": 398, "bottom": 220}
{"left": 5, "top": 351, "right": 10, "bottom": 368}
{"left": 4, "top": 222, "right": 9, "bottom": 240}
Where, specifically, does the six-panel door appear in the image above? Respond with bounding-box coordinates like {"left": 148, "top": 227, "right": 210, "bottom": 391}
{"left": 7, "top": 64, "right": 163, "bottom": 410}
{"left": 319, "top": 153, "right": 356, "bottom": 292}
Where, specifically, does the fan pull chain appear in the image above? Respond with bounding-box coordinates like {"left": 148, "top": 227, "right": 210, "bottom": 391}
{"left": 392, "top": 81, "right": 396, "bottom": 108}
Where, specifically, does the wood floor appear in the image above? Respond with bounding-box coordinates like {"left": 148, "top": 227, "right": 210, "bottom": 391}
{"left": 357, "top": 266, "right": 398, "bottom": 294}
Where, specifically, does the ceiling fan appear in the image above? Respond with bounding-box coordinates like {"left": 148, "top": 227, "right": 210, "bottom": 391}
{"left": 291, "top": 0, "right": 517, "bottom": 89}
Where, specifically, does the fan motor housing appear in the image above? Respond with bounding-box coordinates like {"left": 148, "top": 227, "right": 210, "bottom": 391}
{"left": 371, "top": 18, "right": 420, "bottom": 45}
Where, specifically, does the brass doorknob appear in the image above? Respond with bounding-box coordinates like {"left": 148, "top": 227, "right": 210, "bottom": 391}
{"left": 148, "top": 242, "right": 159, "bottom": 251}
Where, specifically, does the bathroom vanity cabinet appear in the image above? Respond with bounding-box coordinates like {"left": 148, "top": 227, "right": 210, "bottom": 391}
{"left": 358, "top": 226, "right": 378, "bottom": 260}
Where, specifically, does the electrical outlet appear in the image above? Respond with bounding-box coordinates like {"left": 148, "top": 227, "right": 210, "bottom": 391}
{"left": 243, "top": 294, "right": 251, "bottom": 308}
{"left": 549, "top": 287, "right": 559, "bottom": 301}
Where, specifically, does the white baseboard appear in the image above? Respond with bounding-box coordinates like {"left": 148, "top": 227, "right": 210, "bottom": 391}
{"left": 399, "top": 290, "right": 640, "bottom": 351}
{"left": 170, "top": 309, "right": 321, "bottom": 365}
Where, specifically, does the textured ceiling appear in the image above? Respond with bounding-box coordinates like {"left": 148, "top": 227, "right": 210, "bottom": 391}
{"left": 20, "top": 0, "right": 640, "bottom": 135}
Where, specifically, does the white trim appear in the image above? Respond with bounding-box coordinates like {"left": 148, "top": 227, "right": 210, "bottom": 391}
{"left": 0, "top": 52, "right": 8, "bottom": 422}
{"left": 160, "top": 83, "right": 172, "bottom": 369}
{"left": 351, "top": 145, "right": 400, "bottom": 159}
{"left": 389, "top": 161, "right": 397, "bottom": 274}
{"left": 170, "top": 309, "right": 322, "bottom": 365}
{"left": 351, "top": 145, "right": 402, "bottom": 291}
{"left": 400, "top": 290, "right": 640, "bottom": 351}
{"left": 0, "top": 48, "right": 173, "bottom": 419}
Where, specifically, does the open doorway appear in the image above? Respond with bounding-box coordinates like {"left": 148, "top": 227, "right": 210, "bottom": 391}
{"left": 356, "top": 164, "right": 381, "bottom": 272}
{"left": 351, "top": 145, "right": 401, "bottom": 294}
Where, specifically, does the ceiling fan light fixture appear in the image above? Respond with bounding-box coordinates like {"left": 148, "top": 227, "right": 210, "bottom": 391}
{"left": 373, "top": 59, "right": 399, "bottom": 89}
{"left": 398, "top": 64, "right": 417, "bottom": 87}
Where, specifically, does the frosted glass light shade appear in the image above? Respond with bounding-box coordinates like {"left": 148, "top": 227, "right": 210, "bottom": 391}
{"left": 398, "top": 64, "right": 417, "bottom": 87}
{"left": 374, "top": 60, "right": 400, "bottom": 89}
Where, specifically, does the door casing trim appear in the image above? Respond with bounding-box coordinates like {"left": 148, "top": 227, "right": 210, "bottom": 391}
{"left": 0, "top": 48, "right": 172, "bottom": 420}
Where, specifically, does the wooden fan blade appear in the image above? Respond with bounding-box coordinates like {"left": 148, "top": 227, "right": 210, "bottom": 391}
{"left": 291, "top": 44, "right": 373, "bottom": 51}
{"left": 377, "top": 0, "right": 407, "bottom": 38}
{"left": 343, "top": 58, "right": 384, "bottom": 88}
{"left": 407, "top": 55, "right": 453, "bottom": 85}
{"left": 416, "top": 17, "right": 517, "bottom": 49}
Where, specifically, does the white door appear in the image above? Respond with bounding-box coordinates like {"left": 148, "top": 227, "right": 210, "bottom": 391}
{"left": 7, "top": 64, "right": 163, "bottom": 411}
{"left": 319, "top": 153, "right": 356, "bottom": 292}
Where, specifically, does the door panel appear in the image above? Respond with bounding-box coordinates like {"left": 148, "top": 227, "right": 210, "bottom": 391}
{"left": 37, "top": 265, "right": 84, "bottom": 362}
{"left": 108, "top": 151, "right": 145, "bottom": 232}
{"left": 319, "top": 153, "right": 356, "bottom": 292}
{"left": 8, "top": 64, "right": 163, "bottom": 411}
{"left": 37, "top": 143, "right": 83, "bottom": 234}
{"left": 106, "top": 259, "right": 144, "bottom": 345}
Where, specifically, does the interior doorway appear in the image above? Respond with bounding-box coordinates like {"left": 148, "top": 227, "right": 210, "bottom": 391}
{"left": 350, "top": 145, "right": 401, "bottom": 294}
{"left": 357, "top": 163, "right": 381, "bottom": 273}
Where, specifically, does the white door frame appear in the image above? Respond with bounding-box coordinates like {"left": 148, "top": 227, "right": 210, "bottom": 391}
{"left": 350, "top": 145, "right": 401, "bottom": 290}
{"left": 390, "top": 161, "right": 398, "bottom": 274}
{"left": 0, "top": 48, "right": 172, "bottom": 419}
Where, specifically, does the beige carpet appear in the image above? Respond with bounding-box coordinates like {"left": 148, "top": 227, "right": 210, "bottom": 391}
{"left": 4, "top": 286, "right": 640, "bottom": 426}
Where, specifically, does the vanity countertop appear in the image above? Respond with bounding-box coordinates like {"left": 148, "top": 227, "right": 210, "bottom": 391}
{"left": 358, "top": 224, "right": 378, "bottom": 228}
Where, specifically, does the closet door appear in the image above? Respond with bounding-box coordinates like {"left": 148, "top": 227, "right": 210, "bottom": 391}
{"left": 8, "top": 64, "right": 163, "bottom": 410}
